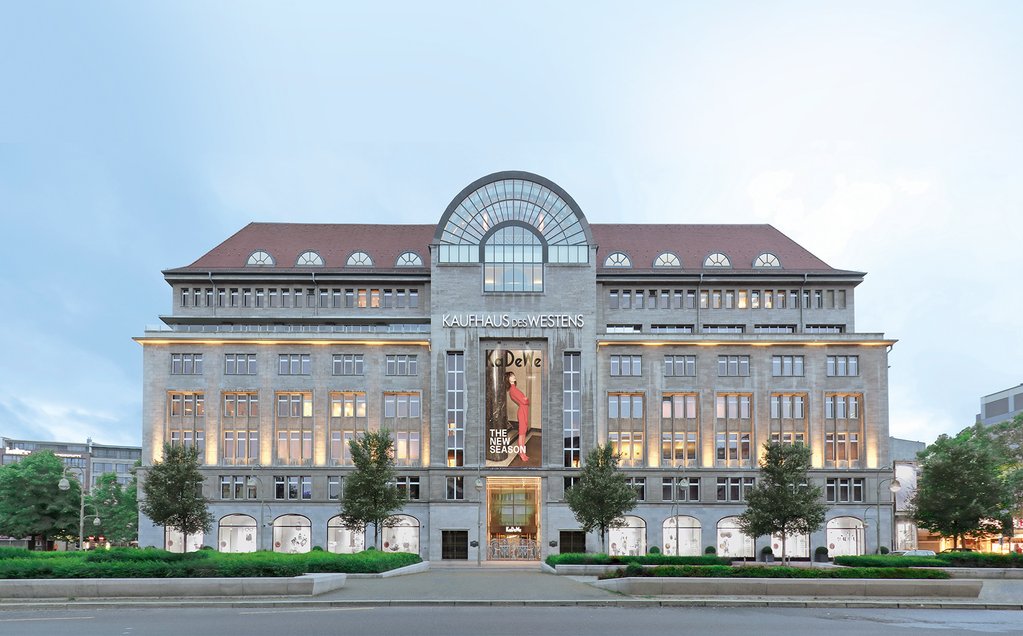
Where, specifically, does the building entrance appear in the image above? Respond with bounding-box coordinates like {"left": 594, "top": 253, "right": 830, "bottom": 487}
{"left": 486, "top": 477, "right": 541, "bottom": 560}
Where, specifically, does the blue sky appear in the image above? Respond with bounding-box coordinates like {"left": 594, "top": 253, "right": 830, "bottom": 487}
{"left": 1, "top": 2, "right": 1021, "bottom": 446}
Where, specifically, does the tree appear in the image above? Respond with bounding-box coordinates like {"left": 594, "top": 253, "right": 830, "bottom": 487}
{"left": 737, "top": 442, "right": 826, "bottom": 565}
{"left": 0, "top": 451, "right": 79, "bottom": 547}
{"left": 140, "top": 444, "right": 213, "bottom": 541}
{"left": 89, "top": 472, "right": 139, "bottom": 545}
{"left": 913, "top": 424, "right": 1011, "bottom": 548}
{"left": 340, "top": 430, "right": 407, "bottom": 550}
{"left": 565, "top": 443, "right": 637, "bottom": 553}
{"left": 990, "top": 414, "right": 1023, "bottom": 519}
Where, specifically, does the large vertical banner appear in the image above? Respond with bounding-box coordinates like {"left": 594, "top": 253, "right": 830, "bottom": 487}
{"left": 485, "top": 349, "right": 542, "bottom": 467}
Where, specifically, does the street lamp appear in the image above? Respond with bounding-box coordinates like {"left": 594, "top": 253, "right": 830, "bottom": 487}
{"left": 58, "top": 466, "right": 101, "bottom": 550}
{"left": 475, "top": 476, "right": 484, "bottom": 566}
{"left": 876, "top": 475, "right": 902, "bottom": 554}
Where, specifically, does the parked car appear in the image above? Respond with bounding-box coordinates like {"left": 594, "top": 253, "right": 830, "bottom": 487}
{"left": 891, "top": 549, "right": 936, "bottom": 556}
{"left": 941, "top": 548, "right": 975, "bottom": 553}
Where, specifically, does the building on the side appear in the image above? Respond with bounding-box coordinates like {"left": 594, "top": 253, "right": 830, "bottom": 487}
{"left": 135, "top": 170, "right": 898, "bottom": 559}
{"left": 889, "top": 436, "right": 925, "bottom": 552}
{"left": 977, "top": 384, "right": 1023, "bottom": 426}
{"left": 0, "top": 437, "right": 140, "bottom": 491}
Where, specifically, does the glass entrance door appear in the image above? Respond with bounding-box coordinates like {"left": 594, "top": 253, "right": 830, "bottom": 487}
{"left": 486, "top": 477, "right": 541, "bottom": 560}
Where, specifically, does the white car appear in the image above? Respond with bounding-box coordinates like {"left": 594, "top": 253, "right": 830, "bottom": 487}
{"left": 890, "top": 549, "right": 936, "bottom": 557}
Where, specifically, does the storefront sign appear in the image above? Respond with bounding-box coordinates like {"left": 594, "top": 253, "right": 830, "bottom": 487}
{"left": 442, "top": 313, "right": 584, "bottom": 329}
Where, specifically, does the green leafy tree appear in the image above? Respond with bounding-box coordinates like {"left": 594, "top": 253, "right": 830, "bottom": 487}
{"left": 0, "top": 451, "right": 79, "bottom": 547}
{"left": 565, "top": 443, "right": 637, "bottom": 553}
{"left": 737, "top": 442, "right": 826, "bottom": 565}
{"left": 140, "top": 444, "right": 213, "bottom": 540}
{"left": 88, "top": 472, "right": 139, "bottom": 545}
{"left": 990, "top": 414, "right": 1023, "bottom": 520}
{"left": 913, "top": 425, "right": 1012, "bottom": 548}
{"left": 340, "top": 430, "right": 407, "bottom": 550}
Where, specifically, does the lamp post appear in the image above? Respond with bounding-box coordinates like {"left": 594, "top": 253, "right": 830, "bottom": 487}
{"left": 57, "top": 466, "right": 101, "bottom": 550}
{"left": 475, "top": 476, "right": 484, "bottom": 566}
{"left": 876, "top": 475, "right": 902, "bottom": 553}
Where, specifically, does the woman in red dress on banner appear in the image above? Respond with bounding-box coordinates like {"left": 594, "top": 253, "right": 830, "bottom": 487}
{"left": 505, "top": 371, "right": 530, "bottom": 463}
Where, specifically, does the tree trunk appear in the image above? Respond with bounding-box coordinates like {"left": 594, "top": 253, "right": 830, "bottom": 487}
{"left": 780, "top": 531, "right": 787, "bottom": 566}
{"left": 599, "top": 527, "right": 607, "bottom": 554}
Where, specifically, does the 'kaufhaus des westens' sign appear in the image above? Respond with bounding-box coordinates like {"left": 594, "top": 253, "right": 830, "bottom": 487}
{"left": 441, "top": 313, "right": 585, "bottom": 329}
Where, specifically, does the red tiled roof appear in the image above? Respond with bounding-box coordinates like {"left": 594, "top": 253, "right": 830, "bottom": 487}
{"left": 169, "top": 222, "right": 841, "bottom": 274}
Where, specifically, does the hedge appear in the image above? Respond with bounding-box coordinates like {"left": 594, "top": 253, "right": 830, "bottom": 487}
{"left": 546, "top": 553, "right": 731, "bottom": 567}
{"left": 0, "top": 548, "right": 421, "bottom": 579}
{"left": 602, "top": 564, "right": 950, "bottom": 580}
{"left": 835, "top": 552, "right": 1023, "bottom": 568}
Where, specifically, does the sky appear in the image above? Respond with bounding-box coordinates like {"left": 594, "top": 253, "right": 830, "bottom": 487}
{"left": 1, "top": 1, "right": 1021, "bottom": 447}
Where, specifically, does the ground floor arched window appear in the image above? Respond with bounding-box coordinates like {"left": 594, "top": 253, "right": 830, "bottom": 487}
{"left": 827, "top": 516, "right": 864, "bottom": 557}
{"left": 608, "top": 515, "right": 646, "bottom": 556}
{"left": 218, "top": 514, "right": 257, "bottom": 553}
{"left": 165, "top": 527, "right": 204, "bottom": 553}
{"left": 716, "top": 516, "right": 754, "bottom": 558}
{"left": 327, "top": 515, "right": 365, "bottom": 553}
{"left": 770, "top": 531, "right": 809, "bottom": 559}
{"left": 382, "top": 514, "right": 420, "bottom": 554}
{"left": 662, "top": 516, "right": 701, "bottom": 556}
{"left": 273, "top": 514, "right": 312, "bottom": 553}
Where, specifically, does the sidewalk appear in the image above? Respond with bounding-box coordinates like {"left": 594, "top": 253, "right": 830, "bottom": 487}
{"left": 2, "top": 563, "right": 1021, "bottom": 611}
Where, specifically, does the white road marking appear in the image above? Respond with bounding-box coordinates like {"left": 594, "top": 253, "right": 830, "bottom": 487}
{"left": 0, "top": 616, "right": 95, "bottom": 622}
{"left": 239, "top": 607, "right": 374, "bottom": 615}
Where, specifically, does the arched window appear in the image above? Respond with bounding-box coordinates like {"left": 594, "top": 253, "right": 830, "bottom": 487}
{"left": 662, "top": 515, "right": 701, "bottom": 556}
{"left": 296, "top": 251, "right": 324, "bottom": 266}
{"left": 704, "top": 252, "right": 731, "bottom": 268}
{"left": 395, "top": 251, "right": 423, "bottom": 267}
{"left": 382, "top": 514, "right": 420, "bottom": 554}
{"left": 165, "top": 527, "right": 204, "bottom": 554}
{"left": 608, "top": 515, "right": 646, "bottom": 556}
{"left": 218, "top": 514, "right": 257, "bottom": 553}
{"left": 753, "top": 253, "right": 781, "bottom": 268}
{"left": 347, "top": 251, "right": 373, "bottom": 267}
{"left": 327, "top": 515, "right": 365, "bottom": 554}
{"left": 604, "top": 252, "right": 632, "bottom": 268}
{"left": 770, "top": 531, "right": 809, "bottom": 559}
{"left": 653, "top": 252, "right": 681, "bottom": 268}
{"left": 716, "top": 516, "right": 754, "bottom": 557}
{"left": 246, "top": 250, "right": 275, "bottom": 266}
{"left": 826, "top": 516, "right": 865, "bottom": 557}
{"left": 272, "top": 514, "right": 312, "bottom": 553}
{"left": 483, "top": 225, "right": 544, "bottom": 293}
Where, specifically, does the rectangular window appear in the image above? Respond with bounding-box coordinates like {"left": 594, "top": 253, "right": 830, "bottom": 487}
{"left": 716, "top": 477, "right": 755, "bottom": 502}
{"left": 328, "top": 476, "right": 343, "bottom": 501}
{"left": 769, "top": 393, "right": 807, "bottom": 446}
{"left": 563, "top": 476, "right": 579, "bottom": 497}
{"left": 329, "top": 392, "right": 367, "bottom": 466}
{"left": 650, "top": 324, "right": 694, "bottom": 334}
{"left": 446, "top": 476, "right": 464, "bottom": 500}
{"left": 715, "top": 394, "right": 753, "bottom": 467}
{"left": 275, "top": 392, "right": 313, "bottom": 465}
{"left": 771, "top": 355, "right": 804, "bottom": 377}
{"left": 806, "top": 324, "right": 844, "bottom": 334}
{"left": 627, "top": 477, "right": 646, "bottom": 501}
{"left": 446, "top": 353, "right": 465, "bottom": 467}
{"left": 664, "top": 355, "right": 696, "bottom": 377}
{"left": 385, "top": 392, "right": 422, "bottom": 466}
{"left": 222, "top": 392, "right": 259, "bottom": 465}
{"left": 224, "top": 353, "right": 257, "bottom": 375}
{"left": 661, "top": 393, "right": 698, "bottom": 466}
{"left": 826, "top": 355, "right": 859, "bottom": 376}
{"left": 703, "top": 325, "right": 744, "bottom": 334}
{"left": 385, "top": 354, "right": 419, "bottom": 376}
{"left": 563, "top": 352, "right": 581, "bottom": 468}
{"left": 332, "top": 353, "right": 364, "bottom": 376}
{"left": 609, "top": 355, "right": 642, "bottom": 376}
{"left": 394, "top": 476, "right": 420, "bottom": 500}
{"left": 825, "top": 393, "right": 862, "bottom": 466}
{"left": 167, "top": 392, "right": 205, "bottom": 462}
{"left": 608, "top": 289, "right": 619, "bottom": 309}
{"left": 273, "top": 475, "right": 311, "bottom": 500}
{"left": 278, "top": 354, "right": 311, "bottom": 375}
{"left": 717, "top": 355, "right": 750, "bottom": 377}
{"left": 219, "top": 476, "right": 257, "bottom": 500}
{"left": 171, "top": 353, "right": 203, "bottom": 375}
{"left": 608, "top": 393, "right": 645, "bottom": 467}
{"left": 826, "top": 478, "right": 865, "bottom": 503}
{"left": 661, "top": 477, "right": 700, "bottom": 502}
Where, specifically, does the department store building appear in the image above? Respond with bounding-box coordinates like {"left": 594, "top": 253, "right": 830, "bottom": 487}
{"left": 136, "top": 171, "right": 898, "bottom": 560}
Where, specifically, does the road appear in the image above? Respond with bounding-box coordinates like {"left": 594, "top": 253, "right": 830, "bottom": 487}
{"left": 2, "top": 606, "right": 1022, "bottom": 635}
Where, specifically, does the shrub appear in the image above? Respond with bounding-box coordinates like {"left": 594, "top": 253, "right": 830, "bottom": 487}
{"left": 623, "top": 563, "right": 645, "bottom": 578}
{"left": 760, "top": 546, "right": 773, "bottom": 555}
{"left": 648, "top": 546, "right": 661, "bottom": 555}
{"left": 704, "top": 546, "right": 716, "bottom": 555}
{"left": 815, "top": 546, "right": 829, "bottom": 557}
{"left": 545, "top": 553, "right": 731, "bottom": 567}
{"left": 835, "top": 554, "right": 944, "bottom": 568}
{"left": 633, "top": 565, "right": 949, "bottom": 580}
{"left": 879, "top": 546, "right": 889, "bottom": 554}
